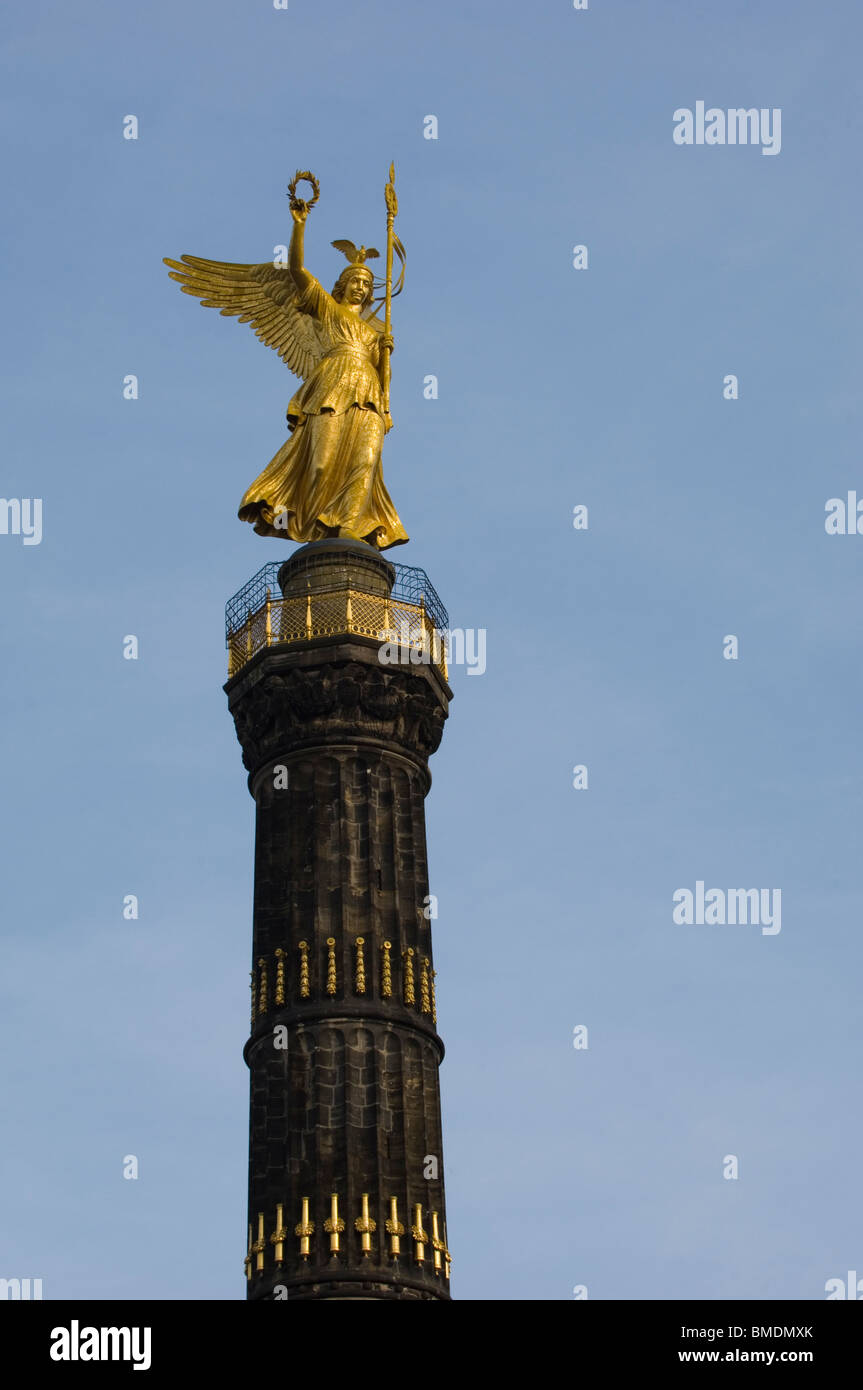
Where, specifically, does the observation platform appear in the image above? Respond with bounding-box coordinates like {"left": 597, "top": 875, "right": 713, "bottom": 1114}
{"left": 225, "top": 542, "right": 449, "bottom": 681}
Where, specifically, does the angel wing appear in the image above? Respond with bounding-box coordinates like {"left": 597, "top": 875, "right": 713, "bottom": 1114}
{"left": 163, "top": 255, "right": 324, "bottom": 382}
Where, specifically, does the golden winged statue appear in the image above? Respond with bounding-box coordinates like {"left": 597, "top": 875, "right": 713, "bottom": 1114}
{"left": 164, "top": 170, "right": 408, "bottom": 550}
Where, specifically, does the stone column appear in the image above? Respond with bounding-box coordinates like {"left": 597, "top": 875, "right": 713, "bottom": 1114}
{"left": 225, "top": 540, "right": 453, "bottom": 1300}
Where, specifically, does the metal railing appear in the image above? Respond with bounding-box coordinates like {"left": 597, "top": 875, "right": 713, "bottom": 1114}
{"left": 225, "top": 561, "right": 448, "bottom": 637}
{"left": 226, "top": 584, "right": 448, "bottom": 679}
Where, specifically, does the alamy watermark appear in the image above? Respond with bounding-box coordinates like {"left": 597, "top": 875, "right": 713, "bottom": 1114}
{"left": 672, "top": 881, "right": 781, "bottom": 936}
{"left": 50, "top": 1322, "right": 151, "bottom": 1371}
{"left": 1, "top": 1277, "right": 43, "bottom": 1299}
{"left": 0, "top": 498, "right": 42, "bottom": 545}
{"left": 673, "top": 102, "right": 781, "bottom": 156}
{"left": 378, "top": 621, "right": 486, "bottom": 676}
{"left": 825, "top": 1271, "right": 863, "bottom": 1299}
{"left": 825, "top": 493, "right": 863, "bottom": 534}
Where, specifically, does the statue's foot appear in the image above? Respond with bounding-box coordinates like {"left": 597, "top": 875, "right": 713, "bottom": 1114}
{"left": 338, "top": 526, "right": 366, "bottom": 542}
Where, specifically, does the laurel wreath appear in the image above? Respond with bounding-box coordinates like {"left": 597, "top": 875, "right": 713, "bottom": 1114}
{"left": 287, "top": 170, "right": 320, "bottom": 214}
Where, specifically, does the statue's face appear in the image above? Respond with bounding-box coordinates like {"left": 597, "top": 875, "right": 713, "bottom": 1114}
{"left": 343, "top": 270, "right": 373, "bottom": 306}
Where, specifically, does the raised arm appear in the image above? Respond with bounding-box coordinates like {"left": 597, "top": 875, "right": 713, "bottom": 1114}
{"left": 289, "top": 207, "right": 314, "bottom": 294}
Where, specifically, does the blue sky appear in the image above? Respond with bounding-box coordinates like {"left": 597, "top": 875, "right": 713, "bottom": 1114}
{"left": 1, "top": 0, "right": 862, "bottom": 1300}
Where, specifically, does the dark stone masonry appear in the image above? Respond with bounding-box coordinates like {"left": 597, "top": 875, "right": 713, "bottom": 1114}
{"left": 225, "top": 540, "right": 453, "bottom": 1300}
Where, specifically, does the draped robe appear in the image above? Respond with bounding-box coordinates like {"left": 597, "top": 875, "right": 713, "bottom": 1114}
{"left": 238, "top": 275, "right": 408, "bottom": 550}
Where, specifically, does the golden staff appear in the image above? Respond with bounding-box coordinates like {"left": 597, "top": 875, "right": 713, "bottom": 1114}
{"left": 382, "top": 161, "right": 398, "bottom": 432}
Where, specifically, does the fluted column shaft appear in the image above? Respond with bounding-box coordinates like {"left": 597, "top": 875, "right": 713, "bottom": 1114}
{"left": 226, "top": 542, "right": 452, "bottom": 1301}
